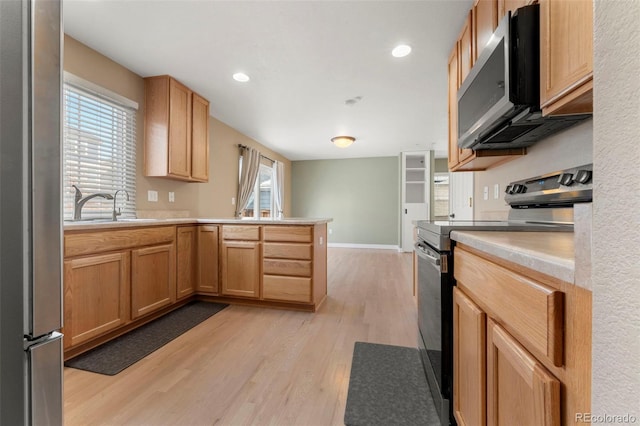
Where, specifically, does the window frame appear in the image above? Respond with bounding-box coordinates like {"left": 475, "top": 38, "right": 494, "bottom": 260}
{"left": 242, "top": 163, "right": 276, "bottom": 219}
{"left": 62, "top": 73, "right": 138, "bottom": 221}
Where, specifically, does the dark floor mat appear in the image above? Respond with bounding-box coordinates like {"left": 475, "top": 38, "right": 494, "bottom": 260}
{"left": 344, "top": 342, "right": 440, "bottom": 426}
{"left": 65, "top": 301, "right": 228, "bottom": 376}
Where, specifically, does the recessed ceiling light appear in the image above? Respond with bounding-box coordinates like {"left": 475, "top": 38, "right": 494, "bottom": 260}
{"left": 392, "top": 44, "right": 412, "bottom": 58}
{"left": 233, "top": 72, "right": 250, "bottom": 82}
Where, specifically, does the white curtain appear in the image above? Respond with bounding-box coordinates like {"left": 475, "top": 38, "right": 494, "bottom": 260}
{"left": 236, "top": 147, "right": 261, "bottom": 217}
{"left": 272, "top": 160, "right": 284, "bottom": 218}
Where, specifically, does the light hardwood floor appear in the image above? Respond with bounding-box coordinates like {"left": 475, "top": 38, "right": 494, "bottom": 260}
{"left": 64, "top": 248, "right": 418, "bottom": 426}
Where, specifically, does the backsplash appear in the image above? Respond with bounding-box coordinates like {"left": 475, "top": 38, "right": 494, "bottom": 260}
{"left": 473, "top": 119, "right": 593, "bottom": 220}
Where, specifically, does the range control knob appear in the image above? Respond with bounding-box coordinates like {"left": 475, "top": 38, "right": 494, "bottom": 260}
{"left": 575, "top": 169, "right": 592, "bottom": 184}
{"left": 505, "top": 184, "right": 514, "bottom": 194}
{"left": 558, "top": 173, "right": 574, "bottom": 186}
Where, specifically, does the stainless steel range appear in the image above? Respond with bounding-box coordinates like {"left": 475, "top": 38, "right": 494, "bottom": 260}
{"left": 415, "top": 164, "right": 592, "bottom": 426}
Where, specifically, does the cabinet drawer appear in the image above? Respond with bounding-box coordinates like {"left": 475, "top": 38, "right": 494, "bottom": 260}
{"left": 65, "top": 226, "right": 175, "bottom": 258}
{"left": 263, "top": 275, "right": 311, "bottom": 303}
{"left": 222, "top": 225, "right": 260, "bottom": 241}
{"left": 263, "top": 259, "right": 311, "bottom": 277}
{"left": 454, "top": 248, "right": 564, "bottom": 366}
{"left": 263, "top": 226, "right": 312, "bottom": 243}
{"left": 263, "top": 243, "right": 312, "bottom": 260}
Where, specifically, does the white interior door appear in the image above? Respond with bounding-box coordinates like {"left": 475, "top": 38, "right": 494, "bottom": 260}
{"left": 449, "top": 172, "right": 474, "bottom": 221}
{"left": 403, "top": 203, "right": 428, "bottom": 252}
{"left": 401, "top": 151, "right": 431, "bottom": 252}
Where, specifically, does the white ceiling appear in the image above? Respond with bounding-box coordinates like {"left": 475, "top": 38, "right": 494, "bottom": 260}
{"left": 64, "top": 0, "right": 472, "bottom": 161}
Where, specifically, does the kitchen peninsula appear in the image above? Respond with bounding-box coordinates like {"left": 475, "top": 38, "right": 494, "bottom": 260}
{"left": 62, "top": 218, "right": 331, "bottom": 359}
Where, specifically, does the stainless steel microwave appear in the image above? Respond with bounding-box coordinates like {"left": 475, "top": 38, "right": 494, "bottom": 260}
{"left": 457, "top": 4, "right": 590, "bottom": 150}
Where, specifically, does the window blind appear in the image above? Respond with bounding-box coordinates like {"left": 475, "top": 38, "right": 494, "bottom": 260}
{"left": 63, "top": 82, "right": 137, "bottom": 220}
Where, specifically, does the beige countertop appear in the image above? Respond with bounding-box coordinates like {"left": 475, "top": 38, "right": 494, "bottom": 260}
{"left": 450, "top": 231, "right": 575, "bottom": 284}
{"left": 63, "top": 217, "right": 333, "bottom": 231}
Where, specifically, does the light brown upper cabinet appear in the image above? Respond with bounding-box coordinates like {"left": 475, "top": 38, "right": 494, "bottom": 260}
{"left": 144, "top": 75, "right": 210, "bottom": 182}
{"left": 497, "top": 0, "right": 533, "bottom": 19}
{"left": 473, "top": 0, "right": 499, "bottom": 62}
{"left": 447, "top": 45, "right": 461, "bottom": 171}
{"left": 191, "top": 93, "right": 210, "bottom": 181}
{"left": 459, "top": 12, "right": 474, "bottom": 86}
{"left": 539, "top": 0, "right": 593, "bottom": 116}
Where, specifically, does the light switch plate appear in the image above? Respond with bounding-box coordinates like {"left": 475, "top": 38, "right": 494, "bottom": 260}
{"left": 483, "top": 186, "right": 489, "bottom": 201}
{"left": 147, "top": 190, "right": 158, "bottom": 202}
{"left": 493, "top": 184, "right": 500, "bottom": 199}
{"left": 169, "top": 192, "right": 175, "bottom": 203}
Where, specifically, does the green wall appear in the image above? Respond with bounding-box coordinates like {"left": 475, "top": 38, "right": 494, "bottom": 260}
{"left": 291, "top": 157, "right": 399, "bottom": 245}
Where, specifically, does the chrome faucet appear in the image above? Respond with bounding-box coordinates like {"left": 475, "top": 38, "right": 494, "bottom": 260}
{"left": 72, "top": 185, "right": 114, "bottom": 221}
{"left": 112, "top": 189, "right": 130, "bottom": 221}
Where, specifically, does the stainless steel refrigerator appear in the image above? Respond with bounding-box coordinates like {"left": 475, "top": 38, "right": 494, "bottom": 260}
{"left": 0, "top": 0, "right": 64, "bottom": 424}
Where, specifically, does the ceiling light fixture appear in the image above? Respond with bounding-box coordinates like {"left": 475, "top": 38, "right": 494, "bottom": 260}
{"left": 233, "top": 72, "right": 250, "bottom": 82}
{"left": 331, "top": 136, "right": 356, "bottom": 148}
{"left": 392, "top": 44, "right": 412, "bottom": 58}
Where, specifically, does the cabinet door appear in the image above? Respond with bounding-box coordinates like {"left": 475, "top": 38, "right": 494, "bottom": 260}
{"left": 447, "top": 44, "right": 461, "bottom": 171}
{"left": 176, "top": 226, "right": 197, "bottom": 300}
{"left": 191, "top": 93, "right": 209, "bottom": 182}
{"left": 459, "top": 11, "right": 474, "bottom": 85}
{"left": 168, "top": 78, "right": 192, "bottom": 179}
{"left": 474, "top": 0, "right": 498, "bottom": 61}
{"left": 457, "top": 13, "right": 475, "bottom": 165}
{"left": 453, "top": 288, "right": 487, "bottom": 426}
{"left": 498, "top": 0, "right": 530, "bottom": 19}
{"left": 63, "top": 252, "right": 130, "bottom": 349}
{"left": 487, "top": 320, "right": 561, "bottom": 426}
{"left": 198, "top": 225, "right": 219, "bottom": 294}
{"left": 131, "top": 243, "right": 176, "bottom": 319}
{"left": 539, "top": 0, "right": 593, "bottom": 116}
{"left": 221, "top": 240, "right": 261, "bottom": 298}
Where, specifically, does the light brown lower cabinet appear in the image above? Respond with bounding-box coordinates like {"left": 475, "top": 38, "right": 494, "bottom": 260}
{"left": 197, "top": 225, "right": 219, "bottom": 294}
{"left": 131, "top": 243, "right": 176, "bottom": 319}
{"left": 63, "top": 223, "right": 328, "bottom": 359}
{"left": 176, "top": 226, "right": 197, "bottom": 299}
{"left": 453, "top": 287, "right": 486, "bottom": 426}
{"left": 63, "top": 252, "right": 130, "bottom": 349}
{"left": 220, "top": 240, "right": 261, "bottom": 298}
{"left": 487, "top": 319, "right": 561, "bottom": 426}
{"left": 454, "top": 244, "right": 591, "bottom": 426}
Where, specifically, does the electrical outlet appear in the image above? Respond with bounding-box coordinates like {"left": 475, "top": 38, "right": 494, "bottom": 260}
{"left": 483, "top": 186, "right": 489, "bottom": 201}
{"left": 329, "top": 229, "right": 333, "bottom": 235}
{"left": 493, "top": 184, "right": 500, "bottom": 199}
{"left": 147, "top": 190, "right": 158, "bottom": 202}
{"left": 169, "top": 192, "right": 175, "bottom": 203}
{"left": 231, "top": 197, "right": 236, "bottom": 205}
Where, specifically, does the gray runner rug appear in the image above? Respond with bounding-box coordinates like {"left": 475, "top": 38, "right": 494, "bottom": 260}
{"left": 65, "top": 301, "right": 228, "bottom": 376}
{"left": 344, "top": 342, "right": 440, "bottom": 426}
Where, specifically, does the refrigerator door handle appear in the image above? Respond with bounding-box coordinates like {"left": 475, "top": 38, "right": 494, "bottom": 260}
{"left": 30, "top": 0, "right": 63, "bottom": 337}
{"left": 26, "top": 331, "right": 63, "bottom": 426}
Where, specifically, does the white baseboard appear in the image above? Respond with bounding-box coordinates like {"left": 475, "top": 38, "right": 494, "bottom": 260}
{"left": 327, "top": 243, "right": 400, "bottom": 251}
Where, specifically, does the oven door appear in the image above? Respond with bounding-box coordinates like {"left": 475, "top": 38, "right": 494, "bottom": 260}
{"left": 416, "top": 240, "right": 453, "bottom": 424}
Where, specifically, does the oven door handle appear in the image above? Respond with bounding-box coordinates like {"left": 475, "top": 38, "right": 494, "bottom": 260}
{"left": 414, "top": 243, "right": 441, "bottom": 266}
